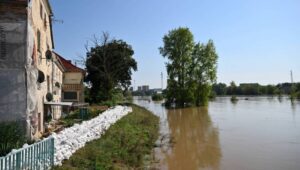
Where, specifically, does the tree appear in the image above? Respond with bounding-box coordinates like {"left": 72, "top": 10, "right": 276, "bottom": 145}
{"left": 160, "top": 27, "right": 218, "bottom": 107}
{"left": 85, "top": 33, "right": 137, "bottom": 103}
{"left": 212, "top": 83, "right": 227, "bottom": 95}
{"left": 227, "top": 81, "right": 237, "bottom": 95}
{"left": 159, "top": 27, "right": 195, "bottom": 107}
{"left": 192, "top": 40, "right": 218, "bottom": 105}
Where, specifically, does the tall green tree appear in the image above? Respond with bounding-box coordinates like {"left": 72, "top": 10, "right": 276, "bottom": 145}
{"left": 159, "top": 28, "right": 195, "bottom": 107}
{"left": 86, "top": 34, "right": 137, "bottom": 103}
{"left": 160, "top": 28, "right": 218, "bottom": 107}
{"left": 192, "top": 40, "right": 218, "bottom": 105}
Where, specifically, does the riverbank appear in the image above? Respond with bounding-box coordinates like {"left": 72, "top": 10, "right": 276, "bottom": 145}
{"left": 53, "top": 104, "right": 159, "bottom": 169}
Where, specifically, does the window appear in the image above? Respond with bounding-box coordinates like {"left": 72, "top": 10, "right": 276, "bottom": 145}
{"left": 38, "top": 54, "right": 42, "bottom": 65}
{"left": 37, "top": 30, "right": 41, "bottom": 52}
{"left": 44, "top": 13, "right": 47, "bottom": 28}
{"left": 38, "top": 112, "right": 41, "bottom": 132}
{"left": 47, "top": 75, "right": 50, "bottom": 92}
{"left": 64, "top": 92, "right": 78, "bottom": 100}
{"left": 40, "top": 4, "right": 43, "bottom": 19}
{"left": 0, "top": 25, "right": 6, "bottom": 60}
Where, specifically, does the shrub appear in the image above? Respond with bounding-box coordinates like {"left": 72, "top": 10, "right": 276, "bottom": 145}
{"left": 151, "top": 93, "right": 164, "bottom": 101}
{"left": 231, "top": 96, "right": 238, "bottom": 102}
{"left": 0, "top": 121, "right": 27, "bottom": 156}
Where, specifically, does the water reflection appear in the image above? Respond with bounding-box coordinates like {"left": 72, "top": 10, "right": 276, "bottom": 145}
{"left": 133, "top": 97, "right": 221, "bottom": 170}
{"left": 165, "top": 107, "right": 221, "bottom": 170}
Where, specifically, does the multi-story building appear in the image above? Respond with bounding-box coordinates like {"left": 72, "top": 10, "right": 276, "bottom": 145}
{"left": 54, "top": 52, "right": 85, "bottom": 103}
{"left": 31, "top": 0, "right": 56, "bottom": 137}
{"left": 0, "top": 0, "right": 60, "bottom": 139}
{"left": 0, "top": 0, "right": 86, "bottom": 139}
{"left": 138, "top": 85, "right": 150, "bottom": 92}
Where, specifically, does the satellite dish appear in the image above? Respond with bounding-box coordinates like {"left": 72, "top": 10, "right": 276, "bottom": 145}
{"left": 45, "top": 50, "right": 52, "bottom": 60}
{"left": 46, "top": 92, "right": 53, "bottom": 102}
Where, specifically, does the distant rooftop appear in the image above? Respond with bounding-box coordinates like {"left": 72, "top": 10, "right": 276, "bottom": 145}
{"left": 53, "top": 52, "right": 85, "bottom": 73}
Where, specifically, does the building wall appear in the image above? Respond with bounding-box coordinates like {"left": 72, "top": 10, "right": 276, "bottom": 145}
{"left": 28, "top": 0, "right": 55, "bottom": 134}
{"left": 51, "top": 59, "right": 63, "bottom": 119}
{"left": 62, "top": 72, "right": 85, "bottom": 103}
{"left": 0, "top": 0, "right": 60, "bottom": 138}
{"left": 0, "top": 0, "right": 28, "bottom": 125}
{"left": 64, "top": 72, "right": 83, "bottom": 84}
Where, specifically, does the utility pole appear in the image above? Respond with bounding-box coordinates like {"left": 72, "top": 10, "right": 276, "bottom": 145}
{"left": 290, "top": 70, "right": 294, "bottom": 84}
{"left": 291, "top": 70, "right": 295, "bottom": 99}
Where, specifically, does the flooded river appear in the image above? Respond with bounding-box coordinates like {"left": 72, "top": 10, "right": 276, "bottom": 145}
{"left": 134, "top": 96, "right": 300, "bottom": 170}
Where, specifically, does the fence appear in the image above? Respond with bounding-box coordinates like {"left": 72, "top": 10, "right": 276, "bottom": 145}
{"left": 0, "top": 137, "right": 54, "bottom": 170}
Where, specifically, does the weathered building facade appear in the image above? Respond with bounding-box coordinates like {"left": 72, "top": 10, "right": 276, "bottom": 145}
{"left": 0, "top": 0, "right": 28, "bottom": 131}
{"left": 0, "top": 0, "right": 58, "bottom": 139}
{"left": 54, "top": 52, "right": 85, "bottom": 103}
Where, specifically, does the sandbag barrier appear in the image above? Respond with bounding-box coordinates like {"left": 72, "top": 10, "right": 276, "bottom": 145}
{"left": 51, "top": 106, "right": 132, "bottom": 166}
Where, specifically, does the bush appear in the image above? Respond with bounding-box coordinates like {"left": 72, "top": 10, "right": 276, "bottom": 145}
{"left": 60, "top": 108, "right": 104, "bottom": 127}
{"left": 151, "top": 93, "right": 164, "bottom": 101}
{"left": 0, "top": 121, "right": 27, "bottom": 156}
{"left": 100, "top": 101, "right": 114, "bottom": 107}
{"left": 231, "top": 96, "right": 238, "bottom": 102}
{"left": 296, "top": 91, "right": 300, "bottom": 99}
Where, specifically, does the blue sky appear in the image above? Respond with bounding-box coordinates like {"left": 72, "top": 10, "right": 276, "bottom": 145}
{"left": 50, "top": 0, "right": 300, "bottom": 89}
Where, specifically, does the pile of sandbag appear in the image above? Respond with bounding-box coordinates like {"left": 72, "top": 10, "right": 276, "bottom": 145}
{"left": 51, "top": 106, "right": 132, "bottom": 166}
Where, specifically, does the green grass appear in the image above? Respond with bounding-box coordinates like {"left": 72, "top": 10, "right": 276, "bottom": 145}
{"left": 53, "top": 104, "right": 159, "bottom": 170}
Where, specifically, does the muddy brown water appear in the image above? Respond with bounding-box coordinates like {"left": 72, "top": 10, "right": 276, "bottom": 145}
{"left": 134, "top": 96, "right": 300, "bottom": 170}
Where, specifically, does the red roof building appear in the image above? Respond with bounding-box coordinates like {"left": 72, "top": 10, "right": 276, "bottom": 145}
{"left": 53, "top": 52, "right": 85, "bottom": 73}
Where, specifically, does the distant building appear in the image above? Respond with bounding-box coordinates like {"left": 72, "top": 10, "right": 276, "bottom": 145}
{"left": 138, "top": 85, "right": 149, "bottom": 91}
{"left": 54, "top": 52, "right": 85, "bottom": 103}
{"left": 152, "top": 88, "right": 163, "bottom": 94}
{"left": 142, "top": 85, "right": 149, "bottom": 91}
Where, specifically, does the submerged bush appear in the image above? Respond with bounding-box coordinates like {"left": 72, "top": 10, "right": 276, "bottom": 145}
{"left": 230, "top": 96, "right": 238, "bottom": 103}
{"left": 151, "top": 93, "right": 164, "bottom": 101}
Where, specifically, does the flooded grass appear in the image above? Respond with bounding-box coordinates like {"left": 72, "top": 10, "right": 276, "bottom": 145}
{"left": 53, "top": 104, "right": 159, "bottom": 170}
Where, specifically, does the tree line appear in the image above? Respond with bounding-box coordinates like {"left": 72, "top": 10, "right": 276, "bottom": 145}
{"left": 212, "top": 82, "right": 300, "bottom": 96}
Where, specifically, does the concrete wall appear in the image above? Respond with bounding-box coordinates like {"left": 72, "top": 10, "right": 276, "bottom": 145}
{"left": 64, "top": 72, "right": 83, "bottom": 84}
{"left": 0, "top": 4, "right": 27, "bottom": 123}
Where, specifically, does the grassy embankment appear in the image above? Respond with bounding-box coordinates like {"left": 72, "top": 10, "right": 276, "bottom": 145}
{"left": 53, "top": 104, "right": 159, "bottom": 170}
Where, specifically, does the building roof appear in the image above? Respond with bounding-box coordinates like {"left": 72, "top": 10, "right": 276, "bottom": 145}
{"left": 53, "top": 52, "right": 85, "bottom": 73}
